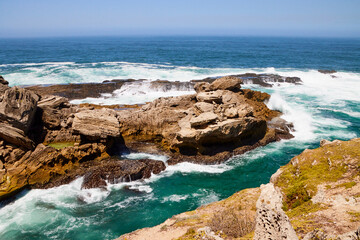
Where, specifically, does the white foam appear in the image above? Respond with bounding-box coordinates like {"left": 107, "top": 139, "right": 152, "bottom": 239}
{"left": 121, "top": 152, "right": 169, "bottom": 162}
{"left": 161, "top": 194, "right": 189, "bottom": 203}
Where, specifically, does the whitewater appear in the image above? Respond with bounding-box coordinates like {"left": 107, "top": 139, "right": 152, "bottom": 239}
{"left": 0, "top": 62, "right": 359, "bottom": 239}
{"left": 0, "top": 35, "right": 359, "bottom": 239}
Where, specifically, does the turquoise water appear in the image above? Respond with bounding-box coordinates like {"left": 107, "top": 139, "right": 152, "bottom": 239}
{"left": 0, "top": 37, "right": 360, "bottom": 239}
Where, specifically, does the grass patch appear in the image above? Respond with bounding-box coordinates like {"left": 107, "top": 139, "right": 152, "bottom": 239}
{"left": 287, "top": 201, "right": 327, "bottom": 219}
{"left": 347, "top": 211, "right": 360, "bottom": 222}
{"left": 46, "top": 142, "right": 75, "bottom": 150}
{"left": 209, "top": 209, "right": 255, "bottom": 238}
{"left": 274, "top": 139, "right": 360, "bottom": 210}
{"left": 336, "top": 181, "right": 356, "bottom": 189}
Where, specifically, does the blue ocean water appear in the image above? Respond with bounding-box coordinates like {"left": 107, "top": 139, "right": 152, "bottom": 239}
{"left": 0, "top": 36, "right": 360, "bottom": 240}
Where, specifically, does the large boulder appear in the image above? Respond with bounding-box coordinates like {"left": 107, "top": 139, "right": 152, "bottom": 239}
{"left": 196, "top": 90, "right": 223, "bottom": 103}
{"left": 210, "top": 76, "right": 243, "bottom": 92}
{"left": 0, "top": 122, "right": 35, "bottom": 149}
{"left": 72, "top": 108, "right": 121, "bottom": 140}
{"left": 0, "top": 87, "right": 38, "bottom": 132}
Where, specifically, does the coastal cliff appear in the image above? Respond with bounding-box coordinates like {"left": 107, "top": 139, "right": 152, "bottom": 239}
{"left": 118, "top": 138, "right": 360, "bottom": 240}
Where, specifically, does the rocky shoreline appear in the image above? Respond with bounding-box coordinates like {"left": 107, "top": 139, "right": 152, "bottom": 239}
{"left": 119, "top": 138, "right": 360, "bottom": 240}
{"left": 0, "top": 74, "right": 294, "bottom": 200}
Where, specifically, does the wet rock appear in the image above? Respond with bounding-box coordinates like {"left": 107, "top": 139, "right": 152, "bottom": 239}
{"left": 81, "top": 159, "right": 166, "bottom": 189}
{"left": 318, "top": 69, "right": 337, "bottom": 74}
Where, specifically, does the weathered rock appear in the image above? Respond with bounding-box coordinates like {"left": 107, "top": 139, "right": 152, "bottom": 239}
{"left": 37, "top": 95, "right": 70, "bottom": 109}
{"left": 193, "top": 102, "right": 214, "bottom": 115}
{"left": 224, "top": 107, "right": 238, "bottom": 118}
{"left": 72, "top": 108, "right": 121, "bottom": 139}
{"left": 196, "top": 90, "right": 223, "bottom": 103}
{"left": 0, "top": 142, "right": 110, "bottom": 200}
{"left": 190, "top": 112, "right": 218, "bottom": 128}
{"left": 81, "top": 159, "right": 166, "bottom": 189}
{"left": 254, "top": 183, "right": 298, "bottom": 240}
{"left": 210, "top": 76, "right": 242, "bottom": 91}
{"left": 0, "top": 87, "right": 38, "bottom": 132}
{"left": 0, "top": 122, "right": 35, "bottom": 149}
{"left": 194, "top": 82, "right": 210, "bottom": 93}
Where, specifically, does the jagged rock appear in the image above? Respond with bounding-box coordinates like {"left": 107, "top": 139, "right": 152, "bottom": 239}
{"left": 190, "top": 112, "right": 218, "bottom": 128}
{"left": 0, "top": 122, "right": 35, "bottom": 149}
{"left": 196, "top": 90, "right": 223, "bottom": 103}
{"left": 37, "top": 95, "right": 70, "bottom": 109}
{"left": 194, "top": 82, "right": 211, "bottom": 93}
{"left": 0, "top": 142, "right": 109, "bottom": 200}
{"left": 318, "top": 69, "right": 337, "bottom": 74}
{"left": 194, "top": 102, "right": 214, "bottom": 114}
{"left": 254, "top": 183, "right": 298, "bottom": 240}
{"left": 320, "top": 139, "right": 331, "bottom": 147}
{"left": 72, "top": 108, "right": 121, "bottom": 140}
{"left": 81, "top": 159, "right": 166, "bottom": 189}
{"left": 0, "top": 75, "right": 8, "bottom": 85}
{"left": 210, "top": 76, "right": 243, "bottom": 91}
{"left": 224, "top": 107, "right": 238, "bottom": 118}
{"left": 0, "top": 87, "right": 39, "bottom": 132}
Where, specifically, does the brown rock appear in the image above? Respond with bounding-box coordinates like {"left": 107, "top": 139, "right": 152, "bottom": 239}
{"left": 196, "top": 91, "right": 223, "bottom": 103}
{"left": 210, "top": 76, "right": 243, "bottom": 91}
{"left": 194, "top": 82, "right": 210, "bottom": 93}
{"left": 72, "top": 108, "right": 121, "bottom": 140}
{"left": 0, "top": 122, "right": 35, "bottom": 149}
{"left": 0, "top": 87, "right": 39, "bottom": 133}
{"left": 0, "top": 75, "right": 8, "bottom": 85}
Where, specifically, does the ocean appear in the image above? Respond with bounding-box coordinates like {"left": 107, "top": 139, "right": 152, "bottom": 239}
{"left": 0, "top": 36, "right": 360, "bottom": 240}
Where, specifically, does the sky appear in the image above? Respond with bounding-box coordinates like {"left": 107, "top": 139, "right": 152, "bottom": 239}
{"left": 0, "top": 0, "right": 360, "bottom": 38}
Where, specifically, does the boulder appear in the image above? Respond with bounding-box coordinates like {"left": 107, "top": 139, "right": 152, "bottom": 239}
{"left": 0, "top": 122, "right": 35, "bottom": 149}
{"left": 194, "top": 102, "right": 214, "bottom": 115}
{"left": 0, "top": 87, "right": 38, "bottom": 132}
{"left": 72, "top": 108, "right": 121, "bottom": 139}
{"left": 210, "top": 76, "right": 243, "bottom": 91}
{"left": 38, "top": 95, "right": 70, "bottom": 109}
{"left": 190, "top": 112, "right": 218, "bottom": 128}
{"left": 196, "top": 91, "right": 222, "bottom": 103}
{"left": 194, "top": 82, "right": 210, "bottom": 93}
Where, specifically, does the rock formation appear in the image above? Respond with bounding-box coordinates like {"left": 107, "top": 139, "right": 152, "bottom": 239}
{"left": 118, "top": 76, "right": 293, "bottom": 164}
{"left": 118, "top": 138, "right": 360, "bottom": 240}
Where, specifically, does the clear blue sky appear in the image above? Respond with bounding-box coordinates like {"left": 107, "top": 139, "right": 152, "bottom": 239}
{"left": 0, "top": 0, "right": 359, "bottom": 38}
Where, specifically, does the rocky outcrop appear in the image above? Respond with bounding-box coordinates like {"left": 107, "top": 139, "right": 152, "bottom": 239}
{"left": 318, "top": 69, "right": 337, "bottom": 74}
{"left": 0, "top": 87, "right": 39, "bottom": 132}
{"left": 118, "top": 76, "right": 291, "bottom": 164}
{"left": 254, "top": 183, "right": 298, "bottom": 240}
{"left": 119, "top": 138, "right": 360, "bottom": 240}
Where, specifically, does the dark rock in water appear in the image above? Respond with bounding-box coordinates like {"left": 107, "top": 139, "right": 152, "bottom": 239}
{"left": 150, "top": 80, "right": 194, "bottom": 92}
{"left": 0, "top": 75, "right": 9, "bottom": 85}
{"left": 25, "top": 79, "right": 136, "bottom": 100}
{"left": 81, "top": 159, "right": 166, "bottom": 189}
{"left": 318, "top": 69, "right": 337, "bottom": 74}
{"left": 0, "top": 87, "right": 39, "bottom": 133}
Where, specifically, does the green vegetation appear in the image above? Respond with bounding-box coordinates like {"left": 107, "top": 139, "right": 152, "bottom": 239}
{"left": 46, "top": 142, "right": 76, "bottom": 149}
{"left": 274, "top": 140, "right": 360, "bottom": 209}
{"left": 336, "top": 181, "right": 356, "bottom": 189}
{"left": 347, "top": 211, "right": 360, "bottom": 222}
